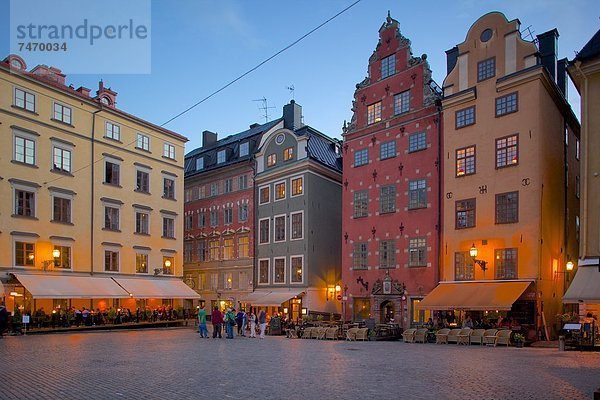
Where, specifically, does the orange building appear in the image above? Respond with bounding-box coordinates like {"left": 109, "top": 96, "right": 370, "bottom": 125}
{"left": 418, "top": 13, "right": 580, "bottom": 340}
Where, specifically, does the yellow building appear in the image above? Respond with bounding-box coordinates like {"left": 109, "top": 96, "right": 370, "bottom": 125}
{"left": 418, "top": 13, "right": 580, "bottom": 340}
{"left": 0, "top": 54, "right": 198, "bottom": 319}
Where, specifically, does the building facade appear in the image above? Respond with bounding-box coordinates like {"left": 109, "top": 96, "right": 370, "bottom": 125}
{"left": 418, "top": 13, "right": 580, "bottom": 339}
{"left": 0, "top": 55, "right": 197, "bottom": 316}
{"left": 183, "top": 120, "right": 281, "bottom": 311}
{"left": 251, "top": 101, "right": 343, "bottom": 321}
{"left": 341, "top": 13, "right": 441, "bottom": 327}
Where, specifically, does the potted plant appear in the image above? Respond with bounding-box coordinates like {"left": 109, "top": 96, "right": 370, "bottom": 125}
{"left": 513, "top": 333, "right": 525, "bottom": 348}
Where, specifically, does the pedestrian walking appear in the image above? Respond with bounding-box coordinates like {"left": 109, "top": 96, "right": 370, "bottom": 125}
{"left": 258, "top": 309, "right": 267, "bottom": 339}
{"left": 211, "top": 306, "right": 223, "bottom": 338}
{"left": 248, "top": 311, "right": 256, "bottom": 338}
{"left": 197, "top": 305, "right": 208, "bottom": 338}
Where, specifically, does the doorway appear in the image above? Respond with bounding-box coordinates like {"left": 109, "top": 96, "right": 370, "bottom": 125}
{"left": 381, "top": 300, "right": 394, "bottom": 324}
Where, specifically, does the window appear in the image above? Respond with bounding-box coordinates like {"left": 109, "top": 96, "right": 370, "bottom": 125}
{"left": 274, "top": 215, "right": 286, "bottom": 242}
{"left": 496, "top": 92, "right": 518, "bottom": 116}
{"left": 217, "top": 150, "right": 226, "bottom": 164}
{"left": 394, "top": 90, "right": 410, "bottom": 115}
{"left": 162, "top": 217, "right": 175, "bottom": 238}
{"left": 379, "top": 240, "right": 396, "bottom": 269}
{"left": 163, "top": 178, "right": 175, "bottom": 199}
{"left": 381, "top": 54, "right": 396, "bottom": 79}
{"left": 456, "top": 106, "right": 475, "bottom": 128}
{"left": 495, "top": 191, "right": 518, "bottom": 224}
{"left": 259, "top": 219, "right": 270, "bottom": 244}
{"left": 259, "top": 186, "right": 270, "bottom": 204}
{"left": 163, "top": 143, "right": 176, "bottom": 159}
{"left": 456, "top": 146, "right": 476, "bottom": 176}
{"left": 53, "top": 103, "right": 72, "bottom": 124}
{"left": 380, "top": 140, "right": 396, "bottom": 160}
{"left": 454, "top": 252, "right": 474, "bottom": 281}
{"left": 210, "top": 273, "right": 218, "bottom": 290}
{"left": 291, "top": 212, "right": 303, "bottom": 240}
{"left": 105, "top": 122, "right": 121, "bottom": 141}
{"left": 239, "top": 175, "right": 248, "bottom": 190}
{"left": 291, "top": 256, "right": 303, "bottom": 283}
{"left": 455, "top": 198, "right": 476, "bottom": 229}
{"left": 105, "top": 161, "right": 120, "bottom": 185}
{"left": 53, "top": 147, "right": 71, "bottom": 173}
{"left": 380, "top": 185, "right": 396, "bottom": 214}
{"left": 224, "top": 272, "right": 233, "bottom": 289}
{"left": 408, "top": 237, "right": 427, "bottom": 267}
{"left": 477, "top": 57, "right": 496, "bottom": 81}
{"left": 239, "top": 142, "right": 249, "bottom": 157}
{"left": 136, "top": 212, "right": 149, "bottom": 234}
{"left": 15, "top": 135, "right": 36, "bottom": 165}
{"left": 223, "top": 238, "right": 234, "bottom": 260}
{"left": 291, "top": 177, "right": 303, "bottom": 196}
{"left": 51, "top": 246, "right": 70, "bottom": 269}
{"left": 354, "top": 149, "right": 368, "bottom": 167}
{"left": 104, "top": 250, "right": 119, "bottom": 272}
{"left": 408, "top": 179, "right": 427, "bottom": 209}
{"left": 367, "top": 102, "right": 382, "bottom": 124}
{"left": 197, "top": 240, "right": 207, "bottom": 262}
{"left": 162, "top": 256, "right": 174, "bottom": 275}
{"left": 224, "top": 207, "right": 233, "bottom": 224}
{"left": 224, "top": 178, "right": 233, "bottom": 193}
{"left": 495, "top": 248, "right": 517, "bottom": 279}
{"left": 408, "top": 132, "right": 426, "bottom": 153}
{"left": 198, "top": 212, "right": 206, "bottom": 228}
{"left": 208, "top": 239, "right": 219, "bottom": 260}
{"left": 274, "top": 258, "right": 285, "bottom": 283}
{"left": 210, "top": 182, "right": 218, "bottom": 197}
{"left": 15, "top": 88, "right": 35, "bottom": 112}
{"left": 238, "top": 204, "right": 248, "bottom": 222}
{"left": 259, "top": 259, "right": 269, "bottom": 284}
{"left": 53, "top": 197, "right": 71, "bottom": 223}
{"left": 104, "top": 206, "right": 119, "bottom": 230}
{"left": 576, "top": 175, "right": 580, "bottom": 199}
{"left": 15, "top": 241, "right": 34, "bottom": 266}
{"left": 238, "top": 235, "right": 249, "bottom": 258}
{"left": 275, "top": 182, "right": 285, "bottom": 200}
{"left": 184, "top": 242, "right": 193, "bottom": 262}
{"left": 136, "top": 170, "right": 150, "bottom": 193}
{"left": 353, "top": 191, "right": 368, "bottom": 218}
{"left": 496, "top": 134, "right": 518, "bottom": 168}
{"left": 136, "top": 253, "right": 148, "bottom": 273}
{"left": 136, "top": 133, "right": 150, "bottom": 151}
{"left": 210, "top": 210, "right": 218, "bottom": 226}
{"left": 576, "top": 139, "right": 580, "bottom": 160}
{"left": 284, "top": 147, "right": 294, "bottom": 161}
{"left": 267, "top": 154, "right": 276, "bottom": 167}
{"left": 353, "top": 243, "right": 368, "bottom": 270}
{"left": 195, "top": 157, "right": 204, "bottom": 170}
{"left": 15, "top": 189, "right": 35, "bottom": 217}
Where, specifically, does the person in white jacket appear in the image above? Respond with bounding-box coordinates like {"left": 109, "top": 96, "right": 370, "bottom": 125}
{"left": 248, "top": 311, "right": 257, "bottom": 338}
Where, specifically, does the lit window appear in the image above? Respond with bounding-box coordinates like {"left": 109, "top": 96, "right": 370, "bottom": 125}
{"left": 495, "top": 191, "right": 518, "bottom": 224}
{"left": 106, "top": 122, "right": 120, "bottom": 141}
{"left": 456, "top": 146, "right": 476, "bottom": 176}
{"left": 15, "top": 242, "right": 35, "bottom": 266}
{"left": 136, "top": 253, "right": 148, "bottom": 273}
{"left": 367, "top": 102, "right": 382, "bottom": 124}
{"left": 291, "top": 256, "right": 303, "bottom": 283}
{"left": 259, "top": 186, "right": 270, "bottom": 204}
{"left": 381, "top": 54, "right": 396, "bottom": 79}
{"left": 496, "top": 92, "right": 518, "bottom": 116}
{"left": 380, "top": 140, "right": 396, "bottom": 160}
{"left": 291, "top": 177, "right": 303, "bottom": 196}
{"left": 408, "top": 237, "right": 426, "bottom": 267}
{"left": 224, "top": 272, "right": 233, "bottom": 289}
{"left": 284, "top": 147, "right": 294, "bottom": 161}
{"left": 455, "top": 198, "right": 475, "bottom": 229}
{"left": 456, "top": 106, "right": 475, "bottom": 128}
{"left": 354, "top": 149, "right": 368, "bottom": 167}
{"left": 454, "top": 252, "right": 474, "bottom": 280}
{"left": 267, "top": 154, "right": 276, "bottom": 167}
{"left": 408, "top": 179, "right": 427, "bottom": 209}
{"left": 259, "top": 259, "right": 269, "bottom": 284}
{"left": 14, "top": 88, "right": 35, "bottom": 112}
{"left": 208, "top": 239, "right": 219, "bottom": 261}
{"left": 162, "top": 256, "right": 174, "bottom": 275}
{"left": 163, "top": 143, "right": 176, "bottom": 159}
{"left": 52, "top": 246, "right": 71, "bottom": 269}
{"left": 408, "top": 132, "right": 426, "bottom": 153}
{"left": 223, "top": 238, "right": 234, "bottom": 260}
{"left": 477, "top": 57, "right": 496, "bottom": 81}
{"left": 496, "top": 134, "right": 518, "bottom": 168}
{"left": 54, "top": 103, "right": 72, "bottom": 124}
{"left": 238, "top": 235, "right": 249, "bottom": 258}
{"left": 274, "top": 258, "right": 285, "bottom": 283}
{"left": 495, "top": 248, "right": 517, "bottom": 279}
{"left": 275, "top": 182, "right": 285, "bottom": 200}
{"left": 136, "top": 133, "right": 150, "bottom": 151}
{"left": 394, "top": 90, "right": 410, "bottom": 115}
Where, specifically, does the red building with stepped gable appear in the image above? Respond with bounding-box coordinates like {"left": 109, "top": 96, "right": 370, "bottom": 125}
{"left": 341, "top": 12, "right": 441, "bottom": 328}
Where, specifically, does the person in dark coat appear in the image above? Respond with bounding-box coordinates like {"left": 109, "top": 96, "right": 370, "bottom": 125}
{"left": 211, "top": 306, "right": 223, "bottom": 338}
{"left": 0, "top": 303, "right": 9, "bottom": 338}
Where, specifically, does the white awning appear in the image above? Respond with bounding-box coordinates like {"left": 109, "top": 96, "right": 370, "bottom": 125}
{"left": 563, "top": 264, "right": 600, "bottom": 303}
{"left": 240, "top": 290, "right": 303, "bottom": 306}
{"left": 14, "top": 273, "right": 129, "bottom": 299}
{"left": 113, "top": 277, "right": 201, "bottom": 299}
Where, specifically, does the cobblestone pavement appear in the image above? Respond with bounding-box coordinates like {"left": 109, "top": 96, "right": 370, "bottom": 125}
{"left": 0, "top": 328, "right": 599, "bottom": 400}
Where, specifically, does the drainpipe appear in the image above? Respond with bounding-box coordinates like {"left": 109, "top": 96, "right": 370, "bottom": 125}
{"left": 251, "top": 158, "right": 258, "bottom": 294}
{"left": 436, "top": 99, "right": 443, "bottom": 285}
{"left": 91, "top": 109, "right": 102, "bottom": 276}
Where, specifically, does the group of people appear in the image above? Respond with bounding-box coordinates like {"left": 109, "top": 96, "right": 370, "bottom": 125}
{"left": 423, "top": 314, "right": 522, "bottom": 330}
{"left": 196, "top": 306, "right": 268, "bottom": 339}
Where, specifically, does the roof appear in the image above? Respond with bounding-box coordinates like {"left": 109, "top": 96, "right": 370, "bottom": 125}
{"left": 301, "top": 126, "right": 343, "bottom": 173}
{"left": 574, "top": 29, "right": 600, "bottom": 62}
{"left": 184, "top": 118, "right": 282, "bottom": 177}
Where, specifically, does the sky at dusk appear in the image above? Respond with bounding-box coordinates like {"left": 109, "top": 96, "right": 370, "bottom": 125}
{"left": 1, "top": 0, "right": 597, "bottom": 153}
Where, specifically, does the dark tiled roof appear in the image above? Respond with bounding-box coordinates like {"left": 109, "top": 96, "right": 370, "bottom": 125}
{"left": 302, "top": 127, "right": 343, "bottom": 173}
{"left": 184, "top": 118, "right": 282, "bottom": 177}
{"left": 575, "top": 29, "right": 600, "bottom": 62}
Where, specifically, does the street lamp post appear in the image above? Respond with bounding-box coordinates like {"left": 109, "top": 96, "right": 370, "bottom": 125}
{"left": 469, "top": 243, "right": 488, "bottom": 279}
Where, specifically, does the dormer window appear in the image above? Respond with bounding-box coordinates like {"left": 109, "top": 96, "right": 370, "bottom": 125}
{"left": 284, "top": 147, "right": 294, "bottom": 161}
{"left": 196, "top": 157, "right": 204, "bottom": 170}
{"left": 267, "top": 154, "right": 276, "bottom": 167}
{"left": 239, "top": 142, "right": 249, "bottom": 157}
{"left": 217, "top": 150, "right": 226, "bottom": 164}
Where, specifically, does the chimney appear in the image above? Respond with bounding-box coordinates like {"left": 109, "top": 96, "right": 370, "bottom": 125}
{"left": 30, "top": 64, "right": 66, "bottom": 85}
{"left": 202, "top": 130, "right": 217, "bottom": 148}
{"left": 283, "top": 100, "right": 303, "bottom": 130}
{"left": 557, "top": 58, "right": 568, "bottom": 97}
{"left": 445, "top": 46, "right": 459, "bottom": 75}
{"left": 76, "top": 86, "right": 91, "bottom": 97}
{"left": 249, "top": 123, "right": 260, "bottom": 129}
{"left": 536, "top": 29, "right": 559, "bottom": 81}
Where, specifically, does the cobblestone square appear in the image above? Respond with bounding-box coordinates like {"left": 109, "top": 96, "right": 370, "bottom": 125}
{"left": 0, "top": 328, "right": 598, "bottom": 400}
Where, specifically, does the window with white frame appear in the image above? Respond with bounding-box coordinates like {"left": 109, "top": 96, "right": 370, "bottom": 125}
{"left": 224, "top": 178, "right": 233, "bottom": 193}
{"left": 274, "top": 258, "right": 285, "bottom": 283}
{"left": 163, "top": 177, "right": 175, "bottom": 199}
{"left": 136, "top": 133, "right": 150, "bottom": 151}
{"left": 136, "top": 253, "right": 148, "bottom": 273}
{"left": 53, "top": 245, "right": 71, "bottom": 269}
{"left": 239, "top": 175, "right": 248, "bottom": 190}
{"left": 163, "top": 143, "right": 176, "bottom": 159}
{"left": 105, "top": 160, "right": 120, "bottom": 186}
{"left": 394, "top": 90, "right": 410, "bottom": 115}
{"left": 274, "top": 215, "right": 286, "bottom": 242}
{"left": 53, "top": 103, "right": 72, "bottom": 124}
{"left": 195, "top": 157, "right": 204, "bottom": 171}
{"left": 104, "top": 250, "right": 119, "bottom": 272}
{"left": 104, "top": 206, "right": 120, "bottom": 230}
{"left": 408, "top": 179, "right": 427, "bottom": 209}
{"left": 291, "top": 177, "right": 303, "bottom": 196}
{"left": 135, "top": 211, "right": 149, "bottom": 234}
{"left": 408, "top": 237, "right": 426, "bottom": 267}
{"left": 136, "top": 169, "right": 150, "bottom": 193}
{"left": 162, "top": 216, "right": 175, "bottom": 238}
{"left": 52, "top": 195, "right": 71, "bottom": 224}
{"left": 105, "top": 122, "right": 121, "bottom": 141}
{"left": 238, "top": 203, "right": 248, "bottom": 222}
{"left": 15, "top": 241, "right": 35, "bottom": 266}
{"left": 258, "top": 259, "right": 269, "bottom": 284}
{"left": 284, "top": 147, "right": 294, "bottom": 161}
{"left": 14, "top": 87, "right": 35, "bottom": 112}
{"left": 224, "top": 207, "right": 233, "bottom": 224}
{"left": 291, "top": 212, "right": 303, "bottom": 240}
{"left": 275, "top": 182, "right": 285, "bottom": 200}
{"left": 52, "top": 147, "right": 71, "bottom": 173}
{"left": 259, "top": 218, "right": 270, "bottom": 244}
{"left": 15, "top": 188, "right": 36, "bottom": 217}
{"left": 381, "top": 54, "right": 396, "bottom": 79}
{"left": 259, "top": 186, "right": 270, "bottom": 204}
{"left": 267, "top": 153, "right": 276, "bottom": 167}
{"left": 14, "top": 132, "right": 36, "bottom": 165}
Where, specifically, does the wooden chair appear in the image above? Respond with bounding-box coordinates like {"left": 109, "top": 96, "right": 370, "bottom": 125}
{"left": 402, "top": 328, "right": 417, "bottom": 343}
{"left": 414, "top": 328, "right": 429, "bottom": 343}
{"left": 482, "top": 329, "right": 499, "bottom": 346}
{"left": 346, "top": 327, "right": 359, "bottom": 341}
{"left": 356, "top": 328, "right": 369, "bottom": 341}
{"left": 456, "top": 328, "right": 472, "bottom": 345}
{"left": 447, "top": 328, "right": 462, "bottom": 344}
{"left": 495, "top": 329, "right": 512, "bottom": 346}
{"left": 435, "top": 328, "right": 451, "bottom": 344}
{"left": 469, "top": 329, "right": 486, "bottom": 345}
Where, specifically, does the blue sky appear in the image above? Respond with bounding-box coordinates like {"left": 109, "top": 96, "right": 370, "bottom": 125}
{"left": 1, "top": 0, "right": 597, "bottom": 153}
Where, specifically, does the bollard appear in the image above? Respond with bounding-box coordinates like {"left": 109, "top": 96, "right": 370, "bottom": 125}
{"left": 594, "top": 387, "right": 600, "bottom": 400}
{"left": 558, "top": 335, "right": 565, "bottom": 351}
